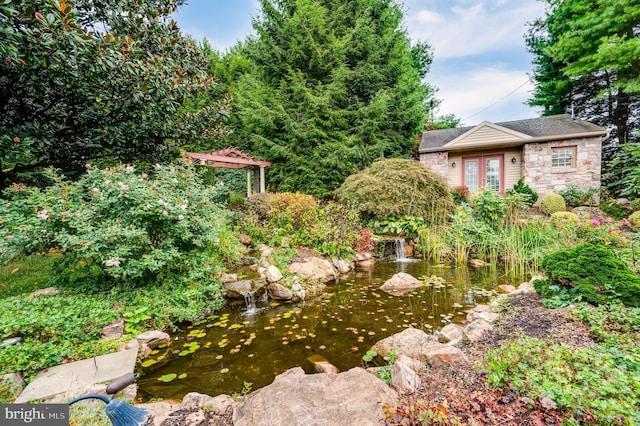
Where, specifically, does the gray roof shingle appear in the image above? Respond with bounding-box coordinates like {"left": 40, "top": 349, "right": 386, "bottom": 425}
{"left": 419, "top": 114, "right": 607, "bottom": 152}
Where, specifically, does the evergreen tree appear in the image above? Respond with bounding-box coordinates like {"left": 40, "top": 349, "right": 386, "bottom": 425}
{"left": 218, "top": 0, "right": 434, "bottom": 197}
{"left": 0, "top": 0, "right": 230, "bottom": 187}
{"left": 526, "top": 0, "right": 640, "bottom": 149}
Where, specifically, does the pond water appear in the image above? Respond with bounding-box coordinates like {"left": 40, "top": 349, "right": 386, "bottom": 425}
{"left": 137, "top": 260, "right": 512, "bottom": 401}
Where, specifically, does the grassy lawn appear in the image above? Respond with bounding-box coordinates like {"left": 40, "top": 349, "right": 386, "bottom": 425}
{"left": 0, "top": 254, "right": 57, "bottom": 298}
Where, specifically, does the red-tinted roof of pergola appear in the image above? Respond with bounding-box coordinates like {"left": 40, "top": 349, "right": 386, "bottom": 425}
{"left": 185, "top": 148, "right": 271, "bottom": 169}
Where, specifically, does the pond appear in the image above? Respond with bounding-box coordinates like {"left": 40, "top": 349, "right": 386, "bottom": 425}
{"left": 136, "top": 260, "right": 512, "bottom": 401}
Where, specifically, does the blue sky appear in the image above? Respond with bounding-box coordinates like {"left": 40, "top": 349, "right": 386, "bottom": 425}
{"left": 174, "top": 0, "right": 548, "bottom": 125}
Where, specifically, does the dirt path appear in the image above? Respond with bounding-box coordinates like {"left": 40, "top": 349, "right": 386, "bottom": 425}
{"left": 385, "top": 293, "right": 594, "bottom": 425}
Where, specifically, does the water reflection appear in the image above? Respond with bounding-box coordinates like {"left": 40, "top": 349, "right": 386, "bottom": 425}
{"left": 137, "top": 261, "right": 510, "bottom": 401}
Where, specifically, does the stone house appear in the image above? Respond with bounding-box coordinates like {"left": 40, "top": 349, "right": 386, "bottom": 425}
{"left": 418, "top": 114, "right": 609, "bottom": 199}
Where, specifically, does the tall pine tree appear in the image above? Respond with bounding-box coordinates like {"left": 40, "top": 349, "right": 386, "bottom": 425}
{"left": 221, "top": 0, "right": 434, "bottom": 196}
{"left": 526, "top": 0, "right": 640, "bottom": 147}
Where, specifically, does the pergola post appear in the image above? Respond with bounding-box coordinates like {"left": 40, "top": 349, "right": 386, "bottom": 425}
{"left": 246, "top": 169, "right": 252, "bottom": 197}
{"left": 260, "top": 166, "right": 266, "bottom": 193}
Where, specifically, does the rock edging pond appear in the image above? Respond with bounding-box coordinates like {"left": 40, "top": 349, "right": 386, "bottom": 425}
{"left": 135, "top": 277, "right": 539, "bottom": 425}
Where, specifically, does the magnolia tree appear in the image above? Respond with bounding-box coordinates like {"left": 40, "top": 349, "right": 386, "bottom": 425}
{"left": 0, "top": 0, "right": 230, "bottom": 187}
{"left": 0, "top": 162, "right": 241, "bottom": 290}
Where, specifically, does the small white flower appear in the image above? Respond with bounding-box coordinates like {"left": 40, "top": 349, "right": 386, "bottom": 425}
{"left": 158, "top": 199, "right": 165, "bottom": 205}
{"left": 178, "top": 215, "right": 184, "bottom": 221}
{"left": 163, "top": 210, "right": 168, "bottom": 216}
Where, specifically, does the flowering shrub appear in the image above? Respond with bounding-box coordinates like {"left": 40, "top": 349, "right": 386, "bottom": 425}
{"left": 0, "top": 162, "right": 241, "bottom": 289}
{"left": 242, "top": 193, "right": 361, "bottom": 257}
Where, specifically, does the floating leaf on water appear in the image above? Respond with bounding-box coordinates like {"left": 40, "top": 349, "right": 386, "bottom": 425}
{"left": 453, "top": 303, "right": 463, "bottom": 309}
{"left": 178, "top": 373, "right": 187, "bottom": 379}
{"left": 157, "top": 343, "right": 167, "bottom": 349}
{"left": 150, "top": 350, "right": 159, "bottom": 355}
{"left": 179, "top": 350, "right": 190, "bottom": 357}
{"left": 282, "top": 341, "right": 289, "bottom": 345}
{"left": 215, "top": 355, "right": 223, "bottom": 360}
{"left": 158, "top": 373, "right": 177, "bottom": 383}
{"left": 229, "top": 323, "right": 243, "bottom": 329}
{"left": 157, "top": 355, "right": 165, "bottom": 361}
{"left": 319, "top": 345, "right": 326, "bottom": 350}
{"left": 141, "top": 359, "right": 156, "bottom": 368}
{"left": 220, "top": 368, "right": 229, "bottom": 374}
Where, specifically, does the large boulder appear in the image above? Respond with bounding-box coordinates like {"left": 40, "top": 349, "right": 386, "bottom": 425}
{"left": 437, "top": 323, "right": 464, "bottom": 345}
{"left": 424, "top": 346, "right": 469, "bottom": 367}
{"left": 289, "top": 257, "right": 337, "bottom": 283}
{"left": 233, "top": 367, "right": 398, "bottom": 426}
{"left": 267, "top": 283, "right": 293, "bottom": 301}
{"left": 379, "top": 272, "right": 423, "bottom": 296}
{"left": 370, "top": 327, "right": 442, "bottom": 360}
{"left": 223, "top": 279, "right": 266, "bottom": 298}
{"left": 265, "top": 265, "right": 284, "bottom": 283}
{"left": 463, "top": 319, "right": 493, "bottom": 342}
{"left": 182, "top": 392, "right": 235, "bottom": 415}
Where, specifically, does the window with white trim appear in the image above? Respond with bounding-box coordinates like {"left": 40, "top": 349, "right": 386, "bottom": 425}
{"left": 551, "top": 147, "right": 575, "bottom": 168}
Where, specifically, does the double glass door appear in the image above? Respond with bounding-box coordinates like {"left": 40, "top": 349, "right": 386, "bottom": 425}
{"left": 462, "top": 155, "right": 503, "bottom": 194}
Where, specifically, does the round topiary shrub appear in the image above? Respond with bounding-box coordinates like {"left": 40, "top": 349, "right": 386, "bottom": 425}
{"left": 549, "top": 211, "right": 579, "bottom": 227}
{"left": 629, "top": 211, "right": 640, "bottom": 231}
{"left": 335, "top": 159, "right": 454, "bottom": 223}
{"left": 539, "top": 193, "right": 566, "bottom": 215}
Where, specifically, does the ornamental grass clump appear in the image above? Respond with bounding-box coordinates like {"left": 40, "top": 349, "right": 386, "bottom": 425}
{"left": 537, "top": 243, "right": 640, "bottom": 307}
{"left": 335, "top": 159, "right": 454, "bottom": 224}
{"left": 0, "top": 162, "right": 241, "bottom": 291}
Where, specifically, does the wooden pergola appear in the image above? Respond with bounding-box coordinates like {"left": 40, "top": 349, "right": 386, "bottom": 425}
{"left": 185, "top": 148, "right": 271, "bottom": 197}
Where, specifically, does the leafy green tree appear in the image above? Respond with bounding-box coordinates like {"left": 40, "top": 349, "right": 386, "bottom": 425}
{"left": 335, "top": 158, "right": 454, "bottom": 222}
{"left": 0, "top": 0, "right": 230, "bottom": 188}
{"left": 216, "top": 0, "right": 434, "bottom": 196}
{"left": 526, "top": 0, "right": 640, "bottom": 147}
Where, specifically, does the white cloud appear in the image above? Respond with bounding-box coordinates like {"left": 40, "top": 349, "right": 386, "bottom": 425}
{"left": 404, "top": 0, "right": 546, "bottom": 59}
{"left": 433, "top": 67, "right": 540, "bottom": 123}
{"left": 415, "top": 10, "right": 445, "bottom": 24}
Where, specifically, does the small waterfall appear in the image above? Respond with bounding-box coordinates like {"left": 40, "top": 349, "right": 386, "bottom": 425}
{"left": 244, "top": 291, "right": 257, "bottom": 315}
{"left": 395, "top": 238, "right": 407, "bottom": 261}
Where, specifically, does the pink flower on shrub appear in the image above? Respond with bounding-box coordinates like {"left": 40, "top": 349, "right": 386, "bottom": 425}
{"left": 620, "top": 218, "right": 630, "bottom": 226}
{"left": 125, "top": 165, "right": 134, "bottom": 173}
{"left": 591, "top": 220, "right": 600, "bottom": 227}
{"left": 37, "top": 210, "right": 48, "bottom": 220}
{"left": 121, "top": 185, "right": 129, "bottom": 190}
{"left": 158, "top": 199, "right": 165, "bottom": 205}
{"left": 85, "top": 163, "right": 91, "bottom": 168}
{"left": 154, "top": 163, "right": 161, "bottom": 169}
{"left": 105, "top": 259, "right": 120, "bottom": 267}
{"left": 92, "top": 188, "right": 100, "bottom": 193}
{"left": 178, "top": 215, "right": 184, "bottom": 221}
{"left": 142, "top": 173, "right": 148, "bottom": 178}
{"left": 577, "top": 222, "right": 583, "bottom": 229}
{"left": 7, "top": 235, "right": 13, "bottom": 240}
{"left": 162, "top": 210, "right": 168, "bottom": 216}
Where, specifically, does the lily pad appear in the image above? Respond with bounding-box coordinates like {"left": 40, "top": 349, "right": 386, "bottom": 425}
{"left": 178, "top": 373, "right": 187, "bottom": 379}
{"left": 158, "top": 373, "right": 177, "bottom": 383}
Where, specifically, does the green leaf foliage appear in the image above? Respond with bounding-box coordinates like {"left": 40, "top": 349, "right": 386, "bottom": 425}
{"left": 526, "top": 0, "right": 640, "bottom": 178}
{"left": 539, "top": 243, "right": 640, "bottom": 307}
{"left": 215, "top": 0, "right": 433, "bottom": 196}
{"left": 334, "top": 159, "right": 454, "bottom": 222}
{"left": 0, "top": 0, "right": 230, "bottom": 187}
{"left": 0, "top": 162, "right": 241, "bottom": 290}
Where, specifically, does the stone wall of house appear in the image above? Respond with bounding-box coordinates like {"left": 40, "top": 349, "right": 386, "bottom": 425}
{"left": 522, "top": 137, "right": 602, "bottom": 199}
{"left": 419, "top": 152, "right": 449, "bottom": 179}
